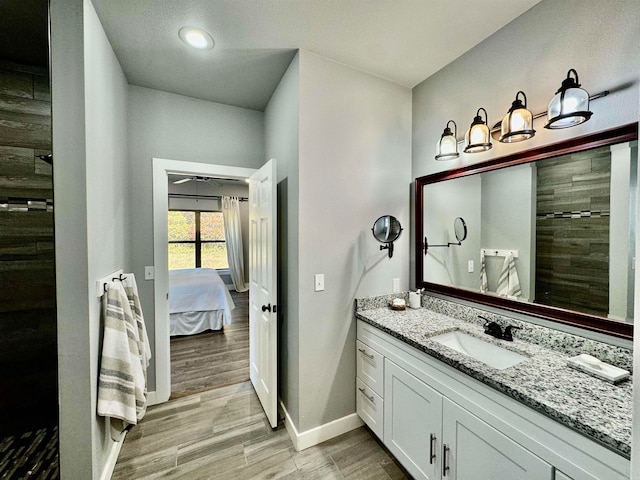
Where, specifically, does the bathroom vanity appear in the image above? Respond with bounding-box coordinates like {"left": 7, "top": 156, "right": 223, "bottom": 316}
{"left": 354, "top": 294, "right": 631, "bottom": 480}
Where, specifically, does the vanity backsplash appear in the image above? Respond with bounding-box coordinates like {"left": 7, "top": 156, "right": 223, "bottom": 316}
{"left": 356, "top": 292, "right": 633, "bottom": 372}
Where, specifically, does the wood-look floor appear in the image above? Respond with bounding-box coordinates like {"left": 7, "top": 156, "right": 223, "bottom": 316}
{"left": 114, "top": 289, "right": 409, "bottom": 479}
{"left": 112, "top": 381, "right": 408, "bottom": 479}
{"left": 170, "top": 291, "right": 250, "bottom": 399}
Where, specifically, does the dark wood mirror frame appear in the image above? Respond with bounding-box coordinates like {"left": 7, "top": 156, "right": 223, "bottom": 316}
{"left": 415, "top": 122, "right": 638, "bottom": 340}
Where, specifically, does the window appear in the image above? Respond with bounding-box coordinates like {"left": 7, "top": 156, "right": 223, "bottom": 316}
{"left": 168, "top": 210, "right": 228, "bottom": 270}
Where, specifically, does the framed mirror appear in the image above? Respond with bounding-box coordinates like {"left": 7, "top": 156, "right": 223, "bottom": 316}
{"left": 415, "top": 123, "right": 638, "bottom": 340}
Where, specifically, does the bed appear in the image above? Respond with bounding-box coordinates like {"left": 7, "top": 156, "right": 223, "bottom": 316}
{"left": 168, "top": 268, "right": 236, "bottom": 336}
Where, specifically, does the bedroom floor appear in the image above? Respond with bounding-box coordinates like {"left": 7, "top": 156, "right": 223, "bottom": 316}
{"left": 171, "top": 290, "right": 250, "bottom": 398}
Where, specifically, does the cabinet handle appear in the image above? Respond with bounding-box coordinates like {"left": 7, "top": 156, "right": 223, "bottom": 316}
{"left": 358, "top": 348, "right": 374, "bottom": 359}
{"left": 429, "top": 433, "right": 436, "bottom": 464}
{"left": 358, "top": 387, "right": 375, "bottom": 403}
{"left": 442, "top": 444, "right": 450, "bottom": 476}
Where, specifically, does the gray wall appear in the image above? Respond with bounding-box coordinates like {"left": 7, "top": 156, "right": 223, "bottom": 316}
{"left": 413, "top": 0, "right": 639, "bottom": 180}
{"left": 52, "top": 0, "right": 130, "bottom": 477}
{"left": 264, "top": 53, "right": 301, "bottom": 426}
{"left": 423, "top": 175, "right": 481, "bottom": 290}
{"left": 481, "top": 164, "right": 535, "bottom": 300}
{"left": 410, "top": 0, "right": 640, "bottom": 474}
{"left": 127, "top": 86, "right": 265, "bottom": 390}
{"left": 296, "top": 51, "right": 411, "bottom": 432}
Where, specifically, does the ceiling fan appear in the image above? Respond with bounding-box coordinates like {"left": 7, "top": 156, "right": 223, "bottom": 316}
{"left": 172, "top": 175, "right": 224, "bottom": 187}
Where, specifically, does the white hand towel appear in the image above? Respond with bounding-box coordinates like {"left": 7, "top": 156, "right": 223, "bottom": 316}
{"left": 496, "top": 253, "right": 522, "bottom": 298}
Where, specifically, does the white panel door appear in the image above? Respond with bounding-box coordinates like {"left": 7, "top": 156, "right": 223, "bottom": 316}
{"left": 384, "top": 359, "right": 443, "bottom": 480}
{"left": 442, "top": 398, "right": 553, "bottom": 479}
{"left": 249, "top": 158, "right": 278, "bottom": 428}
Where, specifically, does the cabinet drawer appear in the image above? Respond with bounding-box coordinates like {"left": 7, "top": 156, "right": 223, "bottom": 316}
{"left": 357, "top": 378, "right": 384, "bottom": 439}
{"left": 357, "top": 340, "right": 384, "bottom": 396}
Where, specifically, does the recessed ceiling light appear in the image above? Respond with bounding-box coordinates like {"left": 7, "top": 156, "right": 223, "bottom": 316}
{"left": 178, "top": 27, "right": 214, "bottom": 50}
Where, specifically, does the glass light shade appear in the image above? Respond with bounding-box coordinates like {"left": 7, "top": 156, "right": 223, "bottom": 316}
{"left": 464, "top": 108, "right": 492, "bottom": 153}
{"left": 545, "top": 69, "right": 592, "bottom": 129}
{"left": 435, "top": 120, "right": 460, "bottom": 161}
{"left": 499, "top": 91, "right": 535, "bottom": 143}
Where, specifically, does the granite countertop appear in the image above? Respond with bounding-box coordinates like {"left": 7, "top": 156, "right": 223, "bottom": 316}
{"left": 355, "top": 304, "right": 632, "bottom": 458}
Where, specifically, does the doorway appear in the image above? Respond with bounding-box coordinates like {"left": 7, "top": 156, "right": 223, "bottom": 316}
{"left": 166, "top": 173, "right": 251, "bottom": 397}
{"left": 152, "top": 158, "right": 257, "bottom": 403}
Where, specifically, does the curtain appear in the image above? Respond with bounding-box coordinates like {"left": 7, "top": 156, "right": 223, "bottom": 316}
{"left": 221, "top": 196, "right": 248, "bottom": 292}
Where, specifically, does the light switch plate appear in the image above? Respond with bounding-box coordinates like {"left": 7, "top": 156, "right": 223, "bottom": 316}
{"left": 392, "top": 278, "right": 400, "bottom": 293}
{"left": 145, "top": 266, "right": 155, "bottom": 280}
{"left": 314, "top": 274, "right": 324, "bottom": 292}
{"left": 468, "top": 260, "right": 474, "bottom": 273}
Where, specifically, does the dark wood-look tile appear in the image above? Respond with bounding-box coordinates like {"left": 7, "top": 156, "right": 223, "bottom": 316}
{"left": 0, "top": 69, "right": 33, "bottom": 99}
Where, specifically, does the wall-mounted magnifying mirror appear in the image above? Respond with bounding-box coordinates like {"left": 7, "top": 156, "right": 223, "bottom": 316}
{"left": 424, "top": 217, "right": 467, "bottom": 255}
{"left": 372, "top": 215, "right": 403, "bottom": 258}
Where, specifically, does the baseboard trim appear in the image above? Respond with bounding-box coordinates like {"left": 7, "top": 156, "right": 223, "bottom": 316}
{"left": 100, "top": 432, "right": 126, "bottom": 480}
{"left": 278, "top": 400, "right": 363, "bottom": 451}
{"left": 146, "top": 390, "right": 159, "bottom": 406}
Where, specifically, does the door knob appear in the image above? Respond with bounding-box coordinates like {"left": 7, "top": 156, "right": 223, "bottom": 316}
{"left": 261, "top": 303, "right": 272, "bottom": 312}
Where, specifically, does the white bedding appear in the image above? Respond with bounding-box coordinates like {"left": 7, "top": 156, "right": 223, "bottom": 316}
{"left": 169, "top": 268, "right": 235, "bottom": 336}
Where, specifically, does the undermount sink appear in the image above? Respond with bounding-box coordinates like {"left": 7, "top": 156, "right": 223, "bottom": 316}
{"left": 430, "top": 330, "right": 527, "bottom": 370}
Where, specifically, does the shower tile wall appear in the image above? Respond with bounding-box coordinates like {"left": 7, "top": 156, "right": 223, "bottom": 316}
{"left": 535, "top": 146, "right": 610, "bottom": 317}
{"left": 0, "top": 61, "right": 56, "bottom": 434}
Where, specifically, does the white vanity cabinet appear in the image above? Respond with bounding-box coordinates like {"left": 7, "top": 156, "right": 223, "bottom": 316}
{"left": 384, "top": 358, "right": 551, "bottom": 480}
{"left": 356, "top": 340, "right": 384, "bottom": 439}
{"left": 442, "top": 398, "right": 551, "bottom": 479}
{"left": 384, "top": 359, "right": 442, "bottom": 479}
{"left": 356, "top": 320, "right": 630, "bottom": 480}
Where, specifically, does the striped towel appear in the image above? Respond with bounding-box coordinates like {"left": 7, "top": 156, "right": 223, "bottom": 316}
{"left": 496, "top": 253, "right": 522, "bottom": 298}
{"left": 121, "top": 274, "right": 151, "bottom": 372}
{"left": 479, "top": 250, "right": 488, "bottom": 293}
{"left": 98, "top": 281, "right": 147, "bottom": 440}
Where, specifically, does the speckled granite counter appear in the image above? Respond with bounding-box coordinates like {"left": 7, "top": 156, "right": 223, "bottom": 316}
{"left": 355, "top": 294, "right": 632, "bottom": 458}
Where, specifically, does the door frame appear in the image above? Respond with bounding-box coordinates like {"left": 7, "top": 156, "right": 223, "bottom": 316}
{"left": 152, "top": 157, "right": 257, "bottom": 403}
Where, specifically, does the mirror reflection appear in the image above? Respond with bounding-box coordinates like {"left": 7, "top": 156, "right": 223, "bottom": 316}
{"left": 422, "top": 136, "right": 638, "bottom": 323}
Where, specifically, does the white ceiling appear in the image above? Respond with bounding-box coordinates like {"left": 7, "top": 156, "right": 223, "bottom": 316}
{"left": 92, "top": 0, "right": 541, "bottom": 111}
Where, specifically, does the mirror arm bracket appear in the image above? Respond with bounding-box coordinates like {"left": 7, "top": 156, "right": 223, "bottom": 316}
{"left": 380, "top": 242, "right": 395, "bottom": 258}
{"left": 423, "top": 236, "right": 463, "bottom": 256}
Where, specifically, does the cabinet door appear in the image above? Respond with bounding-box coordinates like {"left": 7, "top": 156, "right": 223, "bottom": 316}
{"left": 442, "top": 399, "right": 553, "bottom": 480}
{"left": 554, "top": 471, "right": 574, "bottom": 480}
{"left": 384, "top": 359, "right": 442, "bottom": 480}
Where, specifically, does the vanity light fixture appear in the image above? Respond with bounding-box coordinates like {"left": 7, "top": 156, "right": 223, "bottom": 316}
{"left": 499, "top": 91, "right": 535, "bottom": 143}
{"left": 464, "top": 108, "right": 492, "bottom": 153}
{"left": 178, "top": 26, "right": 215, "bottom": 50}
{"left": 545, "top": 69, "right": 592, "bottom": 129}
{"left": 435, "top": 120, "right": 460, "bottom": 161}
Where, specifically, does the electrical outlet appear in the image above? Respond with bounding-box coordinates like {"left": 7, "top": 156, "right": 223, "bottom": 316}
{"left": 314, "top": 274, "right": 325, "bottom": 292}
{"left": 145, "top": 266, "right": 155, "bottom": 280}
{"left": 392, "top": 278, "right": 400, "bottom": 293}
{"left": 468, "top": 260, "right": 474, "bottom": 273}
